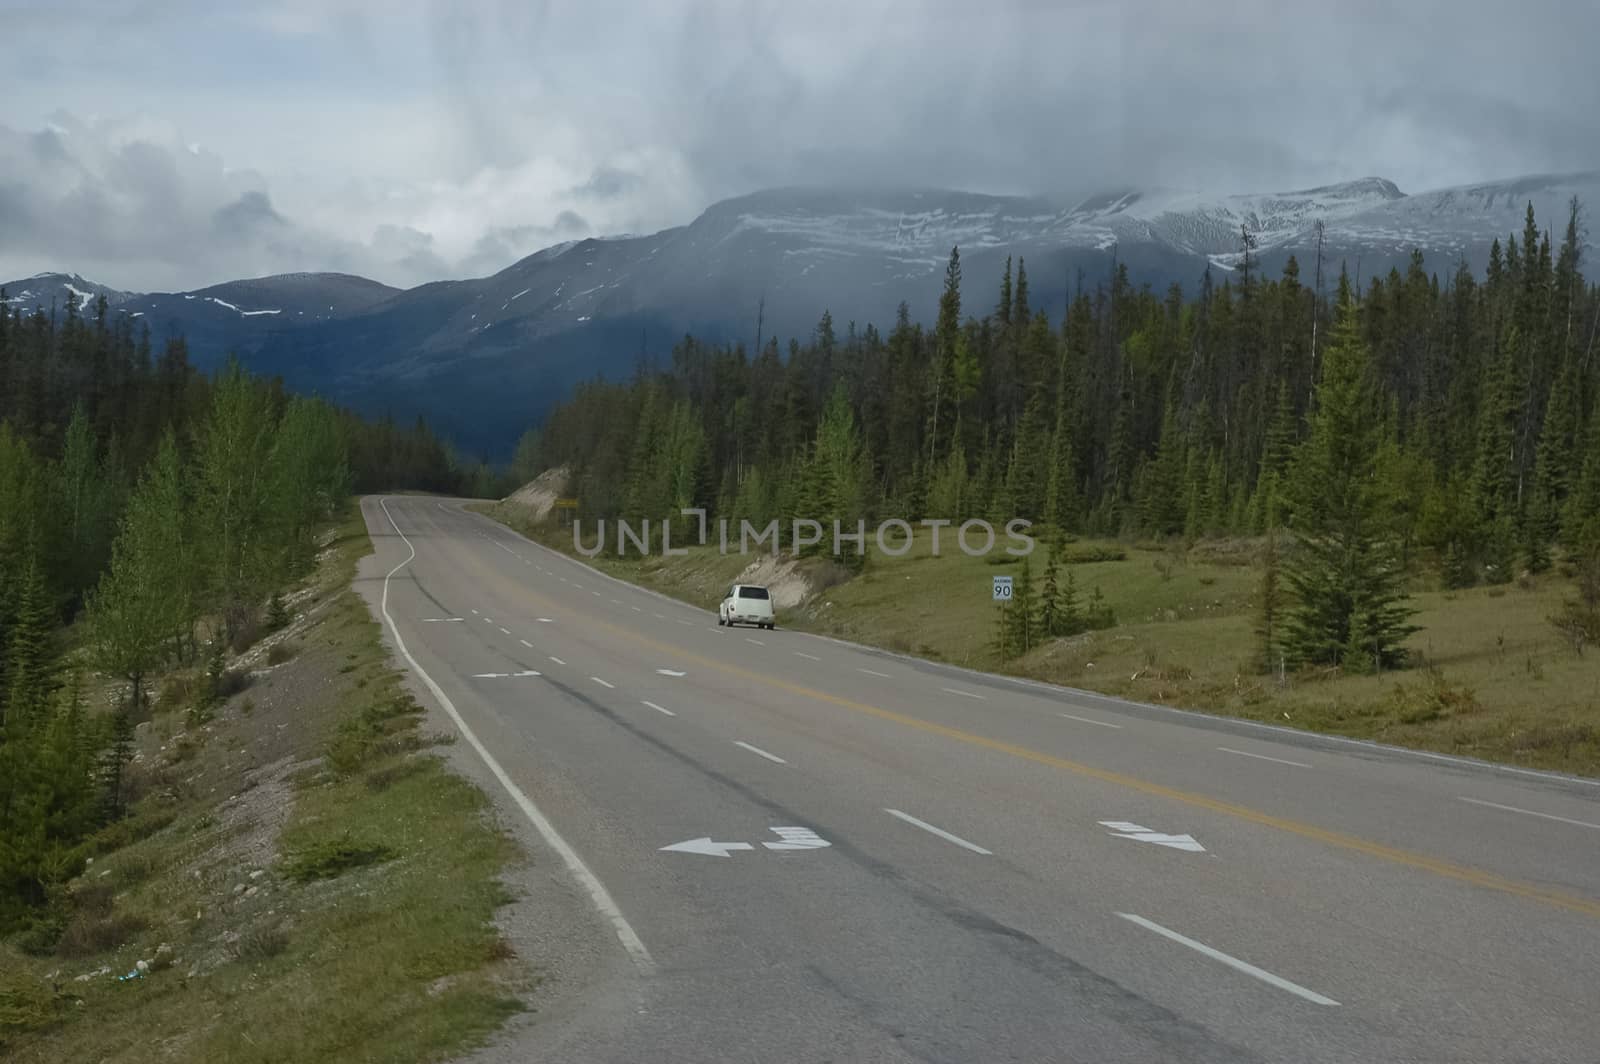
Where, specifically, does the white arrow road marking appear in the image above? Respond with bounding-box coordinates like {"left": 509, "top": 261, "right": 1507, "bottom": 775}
{"left": 421, "top": 617, "right": 466, "bottom": 623}
{"left": 1100, "top": 821, "right": 1206, "bottom": 852}
{"left": 660, "top": 838, "right": 754, "bottom": 857}
{"left": 1218, "top": 747, "right": 1311, "bottom": 768}
{"left": 764, "top": 826, "right": 830, "bottom": 850}
{"left": 734, "top": 741, "right": 787, "bottom": 764}
{"left": 642, "top": 701, "right": 676, "bottom": 716}
{"left": 592, "top": 677, "right": 615, "bottom": 689}
{"left": 656, "top": 668, "right": 686, "bottom": 677}
{"left": 1116, "top": 914, "right": 1339, "bottom": 1006}
{"left": 885, "top": 809, "right": 991, "bottom": 854}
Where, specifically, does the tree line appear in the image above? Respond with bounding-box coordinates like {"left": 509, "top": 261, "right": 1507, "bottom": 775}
{"left": 523, "top": 199, "right": 1600, "bottom": 668}
{"left": 0, "top": 293, "right": 492, "bottom": 935}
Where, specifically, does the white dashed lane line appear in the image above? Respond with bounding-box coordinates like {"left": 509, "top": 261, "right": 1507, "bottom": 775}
{"left": 1059, "top": 713, "right": 1122, "bottom": 729}
{"left": 746, "top": 637, "right": 766, "bottom": 646}
{"left": 942, "top": 687, "right": 986, "bottom": 701}
{"left": 591, "top": 677, "right": 616, "bottom": 689}
{"left": 885, "top": 809, "right": 992, "bottom": 855}
{"left": 1115, "top": 914, "right": 1340, "bottom": 1006}
{"left": 1218, "top": 747, "right": 1311, "bottom": 769}
{"left": 550, "top": 656, "right": 566, "bottom": 665}
{"left": 642, "top": 701, "right": 676, "bottom": 717}
{"left": 734, "top": 741, "right": 787, "bottom": 765}
{"left": 519, "top": 639, "right": 533, "bottom": 648}
{"left": 857, "top": 667, "right": 892, "bottom": 678}
{"left": 795, "top": 652, "right": 821, "bottom": 661}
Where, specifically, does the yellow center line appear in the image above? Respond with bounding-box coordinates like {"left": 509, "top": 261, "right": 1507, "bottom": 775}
{"left": 445, "top": 511, "right": 1600, "bottom": 921}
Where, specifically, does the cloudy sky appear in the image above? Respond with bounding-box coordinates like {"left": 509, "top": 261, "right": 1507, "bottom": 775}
{"left": 2, "top": 0, "right": 1596, "bottom": 292}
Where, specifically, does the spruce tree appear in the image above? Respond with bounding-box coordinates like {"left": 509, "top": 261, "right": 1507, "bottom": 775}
{"left": 1253, "top": 532, "right": 1282, "bottom": 674}
{"left": 1282, "top": 287, "right": 1419, "bottom": 670}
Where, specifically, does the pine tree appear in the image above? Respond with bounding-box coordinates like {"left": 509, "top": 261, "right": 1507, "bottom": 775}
{"left": 1253, "top": 532, "right": 1282, "bottom": 674}
{"left": 3, "top": 554, "right": 56, "bottom": 728}
{"left": 1566, "top": 416, "right": 1600, "bottom": 544}
{"left": 1039, "top": 538, "right": 1061, "bottom": 638}
{"left": 1005, "top": 556, "right": 1040, "bottom": 655}
{"left": 1282, "top": 288, "right": 1419, "bottom": 670}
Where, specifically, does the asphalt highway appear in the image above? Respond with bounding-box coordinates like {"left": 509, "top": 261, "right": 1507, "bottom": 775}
{"left": 361, "top": 496, "right": 1600, "bottom": 1063}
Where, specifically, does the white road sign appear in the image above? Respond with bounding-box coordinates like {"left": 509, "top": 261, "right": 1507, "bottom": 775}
{"left": 993, "top": 575, "right": 1014, "bottom": 601}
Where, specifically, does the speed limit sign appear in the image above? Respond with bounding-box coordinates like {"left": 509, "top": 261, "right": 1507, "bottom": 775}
{"left": 992, "top": 575, "right": 1013, "bottom": 601}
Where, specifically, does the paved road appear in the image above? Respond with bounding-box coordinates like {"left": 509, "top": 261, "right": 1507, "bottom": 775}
{"left": 362, "top": 496, "right": 1600, "bottom": 1063}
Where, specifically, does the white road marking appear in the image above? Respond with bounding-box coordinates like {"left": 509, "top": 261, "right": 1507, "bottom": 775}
{"left": 470, "top": 609, "right": 480, "bottom": 615}
{"left": 763, "top": 826, "right": 830, "bottom": 850}
{"left": 560, "top": 577, "right": 568, "bottom": 583}
{"left": 573, "top": 583, "right": 584, "bottom": 589}
{"left": 943, "top": 687, "right": 986, "bottom": 700}
{"left": 519, "top": 639, "right": 533, "bottom": 648}
{"left": 1458, "top": 796, "right": 1600, "bottom": 830}
{"left": 593, "top": 591, "right": 602, "bottom": 598}
{"left": 537, "top": 618, "right": 554, "bottom": 623}
{"left": 612, "top": 598, "right": 622, "bottom": 604}
{"left": 549, "top": 656, "right": 566, "bottom": 665}
{"left": 884, "top": 809, "right": 992, "bottom": 855}
{"left": 654, "top": 613, "right": 664, "bottom": 619}
{"left": 499, "top": 626, "right": 511, "bottom": 635}
{"left": 1059, "top": 712, "right": 1122, "bottom": 729}
{"left": 514, "top": 670, "right": 541, "bottom": 677}
{"left": 678, "top": 619, "right": 693, "bottom": 626}
{"left": 857, "top": 667, "right": 892, "bottom": 678}
{"left": 484, "top": 617, "right": 494, "bottom": 624}
{"left": 1116, "top": 913, "right": 1340, "bottom": 1006}
{"left": 421, "top": 617, "right": 466, "bottom": 623}
{"left": 1219, "top": 746, "right": 1311, "bottom": 769}
{"left": 734, "top": 741, "right": 787, "bottom": 764}
{"left": 591, "top": 677, "right": 616, "bottom": 689}
{"left": 660, "top": 837, "right": 752, "bottom": 857}
{"left": 746, "top": 637, "right": 766, "bottom": 646}
{"left": 642, "top": 700, "right": 676, "bottom": 716}
{"left": 375, "top": 498, "right": 653, "bottom": 974}
{"left": 656, "top": 669, "right": 686, "bottom": 677}
{"left": 1099, "top": 821, "right": 1205, "bottom": 852}
{"left": 632, "top": 605, "right": 643, "bottom": 612}
{"left": 473, "top": 672, "right": 509, "bottom": 679}
{"left": 795, "top": 652, "right": 821, "bottom": 661}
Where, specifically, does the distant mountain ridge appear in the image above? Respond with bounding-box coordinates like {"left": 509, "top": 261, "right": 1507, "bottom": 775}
{"left": 7, "top": 170, "right": 1596, "bottom": 457}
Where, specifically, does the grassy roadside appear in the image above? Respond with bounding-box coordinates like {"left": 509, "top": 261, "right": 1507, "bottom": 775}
{"left": 479, "top": 503, "right": 1599, "bottom": 777}
{"left": 1, "top": 505, "right": 525, "bottom": 1062}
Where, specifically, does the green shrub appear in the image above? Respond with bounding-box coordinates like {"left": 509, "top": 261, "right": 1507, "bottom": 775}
{"left": 282, "top": 834, "right": 397, "bottom": 883}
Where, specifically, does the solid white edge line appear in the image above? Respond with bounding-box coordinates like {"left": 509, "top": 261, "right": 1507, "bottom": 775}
{"left": 592, "top": 677, "right": 616, "bottom": 689}
{"left": 642, "top": 700, "right": 676, "bottom": 717}
{"left": 1116, "top": 913, "right": 1338, "bottom": 1006}
{"left": 1059, "top": 712, "right": 1122, "bottom": 729}
{"left": 1458, "top": 796, "right": 1600, "bottom": 830}
{"left": 734, "top": 740, "right": 787, "bottom": 764}
{"left": 375, "top": 498, "right": 654, "bottom": 974}
{"left": 884, "top": 808, "right": 992, "bottom": 854}
{"left": 1218, "top": 746, "right": 1312, "bottom": 769}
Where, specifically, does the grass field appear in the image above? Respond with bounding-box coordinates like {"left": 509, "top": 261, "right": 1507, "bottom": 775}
{"left": 486, "top": 505, "right": 1600, "bottom": 777}
{"left": 1, "top": 507, "right": 524, "bottom": 1062}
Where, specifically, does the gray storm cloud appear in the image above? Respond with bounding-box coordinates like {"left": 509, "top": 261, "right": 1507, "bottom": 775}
{"left": 1, "top": 0, "right": 1597, "bottom": 291}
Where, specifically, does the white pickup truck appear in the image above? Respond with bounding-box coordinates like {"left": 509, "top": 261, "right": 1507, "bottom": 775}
{"left": 718, "top": 583, "right": 775, "bottom": 630}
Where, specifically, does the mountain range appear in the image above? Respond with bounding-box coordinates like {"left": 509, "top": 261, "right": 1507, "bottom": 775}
{"left": 6, "top": 170, "right": 1596, "bottom": 458}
